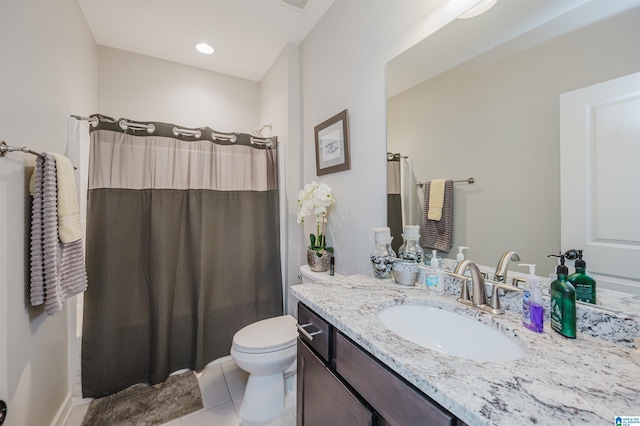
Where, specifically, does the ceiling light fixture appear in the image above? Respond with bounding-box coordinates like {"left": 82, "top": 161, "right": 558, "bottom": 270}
{"left": 195, "top": 42, "right": 214, "bottom": 55}
{"left": 458, "top": 0, "right": 497, "bottom": 19}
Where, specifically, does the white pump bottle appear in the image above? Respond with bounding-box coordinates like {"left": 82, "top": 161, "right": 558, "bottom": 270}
{"left": 519, "top": 263, "right": 544, "bottom": 333}
{"left": 427, "top": 250, "right": 444, "bottom": 293}
{"left": 456, "top": 246, "right": 468, "bottom": 269}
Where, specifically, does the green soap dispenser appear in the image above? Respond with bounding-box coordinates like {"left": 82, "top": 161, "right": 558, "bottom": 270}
{"left": 548, "top": 253, "right": 576, "bottom": 339}
{"left": 566, "top": 249, "right": 596, "bottom": 304}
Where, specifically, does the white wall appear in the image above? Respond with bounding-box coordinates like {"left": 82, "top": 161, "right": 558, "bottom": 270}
{"left": 299, "top": 0, "right": 477, "bottom": 275}
{"left": 259, "top": 44, "right": 303, "bottom": 315}
{"left": 98, "top": 46, "right": 259, "bottom": 131}
{"left": 0, "top": 0, "right": 98, "bottom": 424}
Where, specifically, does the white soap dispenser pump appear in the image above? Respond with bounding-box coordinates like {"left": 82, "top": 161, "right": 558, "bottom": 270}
{"left": 456, "top": 246, "right": 468, "bottom": 262}
{"left": 519, "top": 263, "right": 544, "bottom": 333}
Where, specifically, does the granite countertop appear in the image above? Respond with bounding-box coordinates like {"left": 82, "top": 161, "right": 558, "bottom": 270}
{"left": 291, "top": 274, "right": 640, "bottom": 426}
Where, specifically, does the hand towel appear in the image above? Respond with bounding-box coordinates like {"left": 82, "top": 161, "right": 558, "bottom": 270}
{"left": 51, "top": 153, "right": 83, "bottom": 243}
{"left": 420, "top": 180, "right": 454, "bottom": 253}
{"left": 427, "top": 178, "right": 446, "bottom": 221}
{"left": 30, "top": 153, "right": 88, "bottom": 315}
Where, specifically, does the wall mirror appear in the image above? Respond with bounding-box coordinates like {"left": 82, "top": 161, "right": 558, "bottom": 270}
{"left": 386, "top": 0, "right": 640, "bottom": 314}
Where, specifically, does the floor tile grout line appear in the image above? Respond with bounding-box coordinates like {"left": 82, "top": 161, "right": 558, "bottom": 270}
{"left": 220, "top": 362, "right": 243, "bottom": 423}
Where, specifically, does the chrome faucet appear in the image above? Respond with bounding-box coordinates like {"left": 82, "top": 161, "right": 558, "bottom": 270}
{"left": 448, "top": 260, "right": 523, "bottom": 315}
{"left": 494, "top": 251, "right": 520, "bottom": 283}
{"left": 453, "top": 260, "right": 487, "bottom": 307}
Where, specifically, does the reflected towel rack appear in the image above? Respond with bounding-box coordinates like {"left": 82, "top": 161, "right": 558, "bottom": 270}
{"left": 417, "top": 178, "right": 474, "bottom": 188}
{"left": 0, "top": 140, "right": 44, "bottom": 158}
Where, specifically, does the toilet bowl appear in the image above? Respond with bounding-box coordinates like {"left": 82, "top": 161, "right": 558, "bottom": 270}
{"left": 230, "top": 265, "right": 343, "bottom": 423}
{"left": 230, "top": 314, "right": 297, "bottom": 423}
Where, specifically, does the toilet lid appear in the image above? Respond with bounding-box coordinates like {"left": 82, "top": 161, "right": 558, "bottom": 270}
{"left": 233, "top": 315, "right": 297, "bottom": 353}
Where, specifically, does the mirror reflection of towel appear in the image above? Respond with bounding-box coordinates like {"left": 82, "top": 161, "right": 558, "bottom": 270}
{"left": 427, "top": 179, "right": 446, "bottom": 221}
{"left": 420, "top": 180, "right": 454, "bottom": 253}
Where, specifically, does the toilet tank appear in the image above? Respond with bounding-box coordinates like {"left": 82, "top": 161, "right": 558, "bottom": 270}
{"left": 299, "top": 265, "right": 342, "bottom": 283}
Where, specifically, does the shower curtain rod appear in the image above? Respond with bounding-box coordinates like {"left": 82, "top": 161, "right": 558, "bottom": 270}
{"left": 386, "top": 152, "right": 408, "bottom": 160}
{"left": 71, "top": 114, "right": 99, "bottom": 127}
{"left": 0, "top": 140, "right": 44, "bottom": 158}
{"left": 417, "top": 178, "right": 475, "bottom": 187}
{"left": 70, "top": 114, "right": 275, "bottom": 147}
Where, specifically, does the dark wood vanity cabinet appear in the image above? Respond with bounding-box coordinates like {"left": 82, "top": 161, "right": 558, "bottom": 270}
{"left": 297, "top": 340, "right": 374, "bottom": 425}
{"left": 297, "top": 302, "right": 462, "bottom": 426}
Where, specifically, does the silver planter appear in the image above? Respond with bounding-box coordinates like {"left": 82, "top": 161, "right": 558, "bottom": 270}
{"left": 307, "top": 249, "right": 331, "bottom": 272}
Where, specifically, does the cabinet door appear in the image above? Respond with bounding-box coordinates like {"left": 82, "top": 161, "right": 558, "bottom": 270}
{"left": 297, "top": 339, "right": 373, "bottom": 426}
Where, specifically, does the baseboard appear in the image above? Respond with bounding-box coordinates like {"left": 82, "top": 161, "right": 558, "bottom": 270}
{"left": 50, "top": 393, "right": 72, "bottom": 426}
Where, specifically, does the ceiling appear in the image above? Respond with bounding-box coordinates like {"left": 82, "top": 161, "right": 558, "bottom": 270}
{"left": 387, "top": 0, "right": 640, "bottom": 97}
{"left": 77, "top": 0, "right": 335, "bottom": 82}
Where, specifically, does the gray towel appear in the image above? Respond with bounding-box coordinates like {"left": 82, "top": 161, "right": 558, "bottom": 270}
{"left": 419, "top": 180, "right": 454, "bottom": 253}
{"left": 30, "top": 153, "right": 88, "bottom": 315}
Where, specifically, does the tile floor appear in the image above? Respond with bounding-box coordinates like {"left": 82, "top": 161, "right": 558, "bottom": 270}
{"left": 64, "top": 356, "right": 296, "bottom": 426}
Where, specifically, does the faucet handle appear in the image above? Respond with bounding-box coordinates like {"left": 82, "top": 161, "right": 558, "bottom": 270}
{"left": 512, "top": 277, "right": 527, "bottom": 288}
{"left": 445, "top": 271, "right": 472, "bottom": 304}
{"left": 489, "top": 282, "right": 524, "bottom": 313}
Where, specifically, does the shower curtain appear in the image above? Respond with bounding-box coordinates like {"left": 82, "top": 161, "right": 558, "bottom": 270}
{"left": 81, "top": 115, "right": 283, "bottom": 398}
{"left": 387, "top": 155, "right": 403, "bottom": 253}
{"left": 400, "top": 157, "right": 414, "bottom": 228}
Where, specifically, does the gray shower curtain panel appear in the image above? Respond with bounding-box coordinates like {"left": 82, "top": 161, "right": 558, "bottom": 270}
{"left": 82, "top": 115, "right": 283, "bottom": 398}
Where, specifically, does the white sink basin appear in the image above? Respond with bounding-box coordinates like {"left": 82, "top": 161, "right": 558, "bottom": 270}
{"left": 377, "top": 305, "right": 525, "bottom": 362}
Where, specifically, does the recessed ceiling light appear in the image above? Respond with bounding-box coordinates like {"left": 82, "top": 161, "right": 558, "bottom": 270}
{"left": 458, "top": 0, "right": 497, "bottom": 19}
{"left": 195, "top": 42, "right": 214, "bottom": 55}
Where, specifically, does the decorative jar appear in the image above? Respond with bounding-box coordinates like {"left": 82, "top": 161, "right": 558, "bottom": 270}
{"left": 371, "top": 227, "right": 396, "bottom": 279}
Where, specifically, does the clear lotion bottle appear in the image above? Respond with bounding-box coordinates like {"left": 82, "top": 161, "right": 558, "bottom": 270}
{"left": 519, "top": 263, "right": 543, "bottom": 333}
{"left": 548, "top": 253, "right": 576, "bottom": 338}
{"left": 426, "top": 250, "right": 444, "bottom": 293}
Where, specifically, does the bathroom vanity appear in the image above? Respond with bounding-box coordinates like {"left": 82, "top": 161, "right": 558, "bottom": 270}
{"left": 292, "top": 274, "right": 640, "bottom": 425}
{"left": 297, "top": 302, "right": 462, "bottom": 425}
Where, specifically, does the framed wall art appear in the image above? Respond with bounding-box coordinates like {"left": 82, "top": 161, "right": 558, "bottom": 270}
{"left": 314, "top": 109, "right": 350, "bottom": 176}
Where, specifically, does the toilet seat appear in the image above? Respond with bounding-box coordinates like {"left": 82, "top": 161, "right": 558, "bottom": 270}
{"left": 232, "top": 315, "right": 297, "bottom": 354}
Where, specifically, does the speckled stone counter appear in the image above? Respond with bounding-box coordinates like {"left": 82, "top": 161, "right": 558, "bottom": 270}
{"left": 291, "top": 274, "right": 640, "bottom": 426}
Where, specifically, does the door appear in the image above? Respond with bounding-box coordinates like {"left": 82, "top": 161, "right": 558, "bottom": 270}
{"left": 297, "top": 339, "right": 373, "bottom": 426}
{"left": 560, "top": 72, "right": 640, "bottom": 295}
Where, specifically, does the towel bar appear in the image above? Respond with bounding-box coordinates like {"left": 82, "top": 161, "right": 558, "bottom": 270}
{"left": 0, "top": 141, "right": 44, "bottom": 158}
{"left": 417, "top": 178, "right": 474, "bottom": 188}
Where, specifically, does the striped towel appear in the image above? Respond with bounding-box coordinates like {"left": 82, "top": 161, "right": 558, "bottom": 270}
{"left": 419, "top": 180, "right": 454, "bottom": 253}
{"left": 30, "top": 153, "right": 88, "bottom": 315}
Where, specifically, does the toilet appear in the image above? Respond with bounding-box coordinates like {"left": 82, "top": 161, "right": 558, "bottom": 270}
{"left": 230, "top": 265, "right": 341, "bottom": 423}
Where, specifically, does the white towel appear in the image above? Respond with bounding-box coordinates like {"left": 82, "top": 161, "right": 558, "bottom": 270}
{"left": 427, "top": 179, "right": 446, "bottom": 221}
{"left": 51, "top": 153, "right": 83, "bottom": 243}
{"left": 29, "top": 153, "right": 83, "bottom": 243}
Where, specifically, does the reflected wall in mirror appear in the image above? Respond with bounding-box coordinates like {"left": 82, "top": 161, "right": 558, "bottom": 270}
{"left": 387, "top": 0, "right": 640, "bottom": 293}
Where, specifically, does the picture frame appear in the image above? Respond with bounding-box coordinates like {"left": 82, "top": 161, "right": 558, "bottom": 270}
{"left": 314, "top": 109, "right": 350, "bottom": 176}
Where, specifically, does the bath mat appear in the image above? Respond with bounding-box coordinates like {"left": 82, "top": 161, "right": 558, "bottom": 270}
{"left": 80, "top": 371, "right": 203, "bottom": 426}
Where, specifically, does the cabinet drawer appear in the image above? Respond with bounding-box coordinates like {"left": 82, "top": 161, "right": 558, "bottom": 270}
{"left": 335, "top": 331, "right": 457, "bottom": 426}
{"left": 297, "top": 303, "right": 331, "bottom": 362}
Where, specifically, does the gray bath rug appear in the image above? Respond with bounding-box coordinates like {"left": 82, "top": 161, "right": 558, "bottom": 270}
{"left": 81, "top": 371, "right": 203, "bottom": 426}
